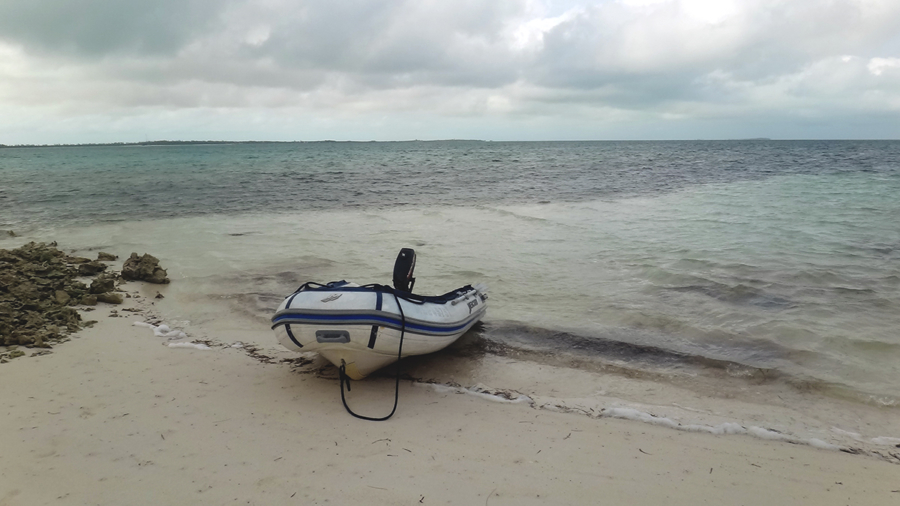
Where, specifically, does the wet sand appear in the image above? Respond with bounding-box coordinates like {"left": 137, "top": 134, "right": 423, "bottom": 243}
{"left": 1, "top": 285, "right": 898, "bottom": 505}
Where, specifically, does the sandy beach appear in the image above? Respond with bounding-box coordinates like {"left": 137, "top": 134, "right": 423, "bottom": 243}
{"left": 2, "top": 281, "right": 898, "bottom": 506}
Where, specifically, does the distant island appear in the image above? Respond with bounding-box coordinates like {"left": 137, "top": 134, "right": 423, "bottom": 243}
{"left": 0, "top": 140, "right": 295, "bottom": 148}
{"left": 0, "top": 139, "right": 494, "bottom": 148}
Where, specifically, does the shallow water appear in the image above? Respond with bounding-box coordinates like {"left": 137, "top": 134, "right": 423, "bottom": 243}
{"left": 3, "top": 140, "right": 899, "bottom": 448}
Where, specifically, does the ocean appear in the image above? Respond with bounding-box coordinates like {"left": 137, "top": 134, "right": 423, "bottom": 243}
{"left": 2, "top": 140, "right": 899, "bottom": 451}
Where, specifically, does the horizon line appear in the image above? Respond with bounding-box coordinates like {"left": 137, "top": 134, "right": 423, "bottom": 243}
{"left": 4, "top": 137, "right": 900, "bottom": 148}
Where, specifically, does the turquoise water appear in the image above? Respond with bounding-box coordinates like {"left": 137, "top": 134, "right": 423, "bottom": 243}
{"left": 4, "top": 140, "right": 896, "bottom": 228}
{"left": 2, "top": 141, "right": 899, "bottom": 412}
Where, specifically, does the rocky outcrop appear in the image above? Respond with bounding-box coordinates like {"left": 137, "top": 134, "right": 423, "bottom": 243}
{"left": 1, "top": 242, "right": 171, "bottom": 362}
{"left": 0, "top": 242, "right": 92, "bottom": 350}
{"left": 121, "top": 253, "right": 170, "bottom": 284}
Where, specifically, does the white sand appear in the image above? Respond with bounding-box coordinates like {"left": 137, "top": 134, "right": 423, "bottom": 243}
{"left": 1, "top": 291, "right": 898, "bottom": 506}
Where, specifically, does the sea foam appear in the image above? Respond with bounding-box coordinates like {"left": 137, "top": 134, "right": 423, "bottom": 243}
{"left": 133, "top": 321, "right": 187, "bottom": 339}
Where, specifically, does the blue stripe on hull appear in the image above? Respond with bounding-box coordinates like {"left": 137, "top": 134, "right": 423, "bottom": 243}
{"left": 271, "top": 310, "right": 484, "bottom": 336}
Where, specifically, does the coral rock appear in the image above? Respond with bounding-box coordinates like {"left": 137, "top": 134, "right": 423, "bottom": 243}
{"left": 89, "top": 276, "right": 116, "bottom": 294}
{"left": 96, "top": 293, "right": 124, "bottom": 305}
{"left": 54, "top": 290, "right": 71, "bottom": 305}
{"left": 77, "top": 261, "right": 108, "bottom": 276}
{"left": 122, "top": 253, "right": 170, "bottom": 284}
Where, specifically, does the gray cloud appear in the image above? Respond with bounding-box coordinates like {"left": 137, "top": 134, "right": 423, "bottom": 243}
{"left": 0, "top": 0, "right": 226, "bottom": 56}
{"left": 1, "top": 0, "right": 899, "bottom": 142}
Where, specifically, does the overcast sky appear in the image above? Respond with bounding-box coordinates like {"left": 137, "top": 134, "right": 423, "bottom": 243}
{"left": 1, "top": 0, "right": 899, "bottom": 143}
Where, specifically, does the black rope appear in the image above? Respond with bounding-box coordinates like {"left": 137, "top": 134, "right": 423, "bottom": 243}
{"left": 359, "top": 283, "right": 429, "bottom": 305}
{"left": 289, "top": 281, "right": 328, "bottom": 295}
{"left": 338, "top": 290, "right": 406, "bottom": 421}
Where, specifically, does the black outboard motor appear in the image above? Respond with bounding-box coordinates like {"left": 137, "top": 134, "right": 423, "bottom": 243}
{"left": 392, "top": 248, "right": 416, "bottom": 292}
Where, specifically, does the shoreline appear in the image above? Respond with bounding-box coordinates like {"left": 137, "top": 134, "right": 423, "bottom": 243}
{"left": 3, "top": 282, "right": 899, "bottom": 504}
{"left": 2, "top": 236, "right": 899, "bottom": 452}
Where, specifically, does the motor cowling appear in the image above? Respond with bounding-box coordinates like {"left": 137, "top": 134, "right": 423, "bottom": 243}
{"left": 392, "top": 248, "right": 416, "bottom": 292}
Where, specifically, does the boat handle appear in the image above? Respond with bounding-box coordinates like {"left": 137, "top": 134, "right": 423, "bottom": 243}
{"left": 316, "top": 330, "right": 351, "bottom": 343}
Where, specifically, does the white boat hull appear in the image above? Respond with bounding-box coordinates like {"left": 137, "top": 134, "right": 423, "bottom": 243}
{"left": 272, "top": 282, "right": 487, "bottom": 379}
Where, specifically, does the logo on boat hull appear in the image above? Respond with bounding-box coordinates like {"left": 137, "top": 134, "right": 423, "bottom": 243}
{"left": 321, "top": 294, "right": 343, "bottom": 303}
{"left": 467, "top": 299, "right": 478, "bottom": 313}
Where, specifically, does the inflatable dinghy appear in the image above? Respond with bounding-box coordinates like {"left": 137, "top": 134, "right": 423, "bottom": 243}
{"left": 272, "top": 249, "right": 487, "bottom": 380}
